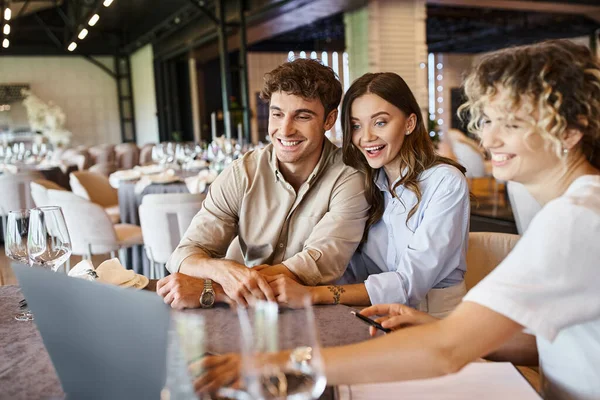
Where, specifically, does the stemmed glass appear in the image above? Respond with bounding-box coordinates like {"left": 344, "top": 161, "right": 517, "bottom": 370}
{"left": 238, "top": 299, "right": 327, "bottom": 400}
{"left": 27, "top": 206, "right": 72, "bottom": 272}
{"left": 5, "top": 209, "right": 34, "bottom": 321}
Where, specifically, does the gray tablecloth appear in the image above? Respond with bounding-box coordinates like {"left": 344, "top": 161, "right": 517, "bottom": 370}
{"left": 118, "top": 180, "right": 190, "bottom": 276}
{"left": 0, "top": 285, "right": 370, "bottom": 399}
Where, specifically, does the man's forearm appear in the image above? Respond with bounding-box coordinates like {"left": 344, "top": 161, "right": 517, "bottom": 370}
{"left": 257, "top": 264, "right": 302, "bottom": 282}
{"left": 179, "top": 253, "right": 240, "bottom": 282}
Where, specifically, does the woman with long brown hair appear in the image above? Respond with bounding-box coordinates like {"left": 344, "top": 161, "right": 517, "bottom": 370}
{"left": 266, "top": 72, "right": 470, "bottom": 316}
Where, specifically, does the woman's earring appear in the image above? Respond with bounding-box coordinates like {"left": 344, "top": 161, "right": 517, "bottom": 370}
{"left": 406, "top": 130, "right": 411, "bottom": 135}
{"left": 563, "top": 147, "right": 569, "bottom": 155}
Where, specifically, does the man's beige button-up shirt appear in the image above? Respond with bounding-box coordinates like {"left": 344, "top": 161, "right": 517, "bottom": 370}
{"left": 166, "top": 139, "right": 369, "bottom": 285}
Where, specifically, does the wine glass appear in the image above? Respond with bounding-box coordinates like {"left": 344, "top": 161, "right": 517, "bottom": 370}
{"left": 27, "top": 206, "right": 72, "bottom": 272}
{"left": 238, "top": 299, "right": 327, "bottom": 400}
{"left": 5, "top": 209, "right": 34, "bottom": 321}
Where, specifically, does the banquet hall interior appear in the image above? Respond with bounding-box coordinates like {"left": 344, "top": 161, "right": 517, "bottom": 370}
{"left": 1, "top": 0, "right": 599, "bottom": 399}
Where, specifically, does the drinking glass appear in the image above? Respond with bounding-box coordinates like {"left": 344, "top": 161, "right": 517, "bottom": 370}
{"left": 27, "top": 206, "right": 72, "bottom": 272}
{"left": 238, "top": 299, "right": 326, "bottom": 400}
{"left": 5, "top": 209, "right": 34, "bottom": 321}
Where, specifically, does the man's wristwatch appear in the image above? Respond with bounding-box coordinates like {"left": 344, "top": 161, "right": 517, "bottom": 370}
{"left": 200, "top": 279, "right": 215, "bottom": 308}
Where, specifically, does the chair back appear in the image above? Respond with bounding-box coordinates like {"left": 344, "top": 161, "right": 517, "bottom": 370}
{"left": 507, "top": 181, "right": 542, "bottom": 235}
{"left": 89, "top": 162, "right": 118, "bottom": 177}
{"left": 0, "top": 171, "right": 43, "bottom": 215}
{"left": 465, "top": 232, "right": 520, "bottom": 290}
{"left": 452, "top": 141, "right": 486, "bottom": 178}
{"left": 115, "top": 143, "right": 140, "bottom": 170}
{"left": 70, "top": 171, "right": 119, "bottom": 207}
{"left": 139, "top": 194, "right": 204, "bottom": 264}
{"left": 139, "top": 144, "right": 155, "bottom": 165}
{"left": 47, "top": 189, "right": 118, "bottom": 255}
{"left": 30, "top": 179, "right": 66, "bottom": 207}
{"left": 61, "top": 148, "right": 92, "bottom": 171}
{"left": 88, "top": 144, "right": 116, "bottom": 164}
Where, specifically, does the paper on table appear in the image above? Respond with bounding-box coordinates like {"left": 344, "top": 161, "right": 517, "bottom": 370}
{"left": 335, "top": 362, "right": 541, "bottom": 400}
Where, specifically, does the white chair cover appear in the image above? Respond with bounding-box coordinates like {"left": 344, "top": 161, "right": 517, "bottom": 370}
{"left": 47, "top": 189, "right": 142, "bottom": 257}
{"left": 30, "top": 179, "right": 66, "bottom": 208}
{"left": 507, "top": 181, "right": 542, "bottom": 235}
{"left": 0, "top": 171, "right": 43, "bottom": 216}
{"left": 139, "top": 194, "right": 204, "bottom": 275}
{"left": 452, "top": 141, "right": 486, "bottom": 178}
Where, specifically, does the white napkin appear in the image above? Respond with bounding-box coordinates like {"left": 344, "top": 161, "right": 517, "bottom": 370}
{"left": 134, "top": 169, "right": 178, "bottom": 194}
{"left": 185, "top": 169, "right": 218, "bottom": 194}
{"left": 67, "top": 259, "right": 97, "bottom": 281}
{"left": 185, "top": 160, "right": 209, "bottom": 171}
{"left": 109, "top": 169, "right": 142, "bottom": 188}
{"left": 68, "top": 258, "right": 147, "bottom": 289}
{"left": 134, "top": 164, "right": 164, "bottom": 175}
{"left": 0, "top": 164, "right": 18, "bottom": 174}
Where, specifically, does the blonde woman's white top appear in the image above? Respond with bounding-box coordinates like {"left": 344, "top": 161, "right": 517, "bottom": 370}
{"left": 464, "top": 175, "right": 600, "bottom": 400}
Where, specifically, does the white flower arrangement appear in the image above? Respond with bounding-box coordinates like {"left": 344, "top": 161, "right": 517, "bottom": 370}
{"left": 21, "top": 89, "right": 72, "bottom": 147}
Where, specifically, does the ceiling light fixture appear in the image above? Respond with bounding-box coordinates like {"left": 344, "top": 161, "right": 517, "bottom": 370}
{"left": 3, "top": 24, "right": 10, "bottom": 35}
{"left": 68, "top": 42, "right": 77, "bottom": 51}
{"left": 78, "top": 28, "right": 88, "bottom": 39}
{"left": 103, "top": 0, "right": 114, "bottom": 6}
{"left": 88, "top": 14, "right": 100, "bottom": 26}
{"left": 2, "top": 38, "right": 9, "bottom": 48}
{"left": 4, "top": 8, "right": 11, "bottom": 21}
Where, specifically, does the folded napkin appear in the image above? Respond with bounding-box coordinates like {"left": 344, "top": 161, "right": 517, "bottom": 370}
{"left": 134, "top": 164, "right": 164, "bottom": 175}
{"left": 184, "top": 159, "right": 209, "bottom": 171}
{"left": 134, "top": 169, "right": 179, "bottom": 194}
{"left": 109, "top": 169, "right": 142, "bottom": 188}
{"left": 67, "top": 259, "right": 97, "bottom": 281}
{"left": 68, "top": 258, "right": 148, "bottom": 289}
{"left": 185, "top": 169, "right": 218, "bottom": 194}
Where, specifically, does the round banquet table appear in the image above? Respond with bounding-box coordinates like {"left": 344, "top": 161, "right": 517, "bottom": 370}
{"left": 117, "top": 178, "right": 190, "bottom": 276}
{"left": 0, "top": 284, "right": 371, "bottom": 400}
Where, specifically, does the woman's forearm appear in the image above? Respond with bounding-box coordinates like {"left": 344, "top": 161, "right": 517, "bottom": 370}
{"left": 484, "top": 331, "right": 538, "bottom": 366}
{"left": 311, "top": 283, "right": 371, "bottom": 306}
{"left": 322, "top": 321, "right": 459, "bottom": 385}
{"left": 320, "top": 302, "right": 523, "bottom": 386}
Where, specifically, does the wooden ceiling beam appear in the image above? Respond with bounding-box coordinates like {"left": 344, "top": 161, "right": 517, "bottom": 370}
{"left": 428, "top": 0, "right": 600, "bottom": 21}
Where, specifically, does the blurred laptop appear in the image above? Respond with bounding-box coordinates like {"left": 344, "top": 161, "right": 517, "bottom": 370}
{"left": 13, "top": 264, "right": 170, "bottom": 400}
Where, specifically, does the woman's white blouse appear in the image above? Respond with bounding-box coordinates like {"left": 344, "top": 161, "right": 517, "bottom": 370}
{"left": 342, "top": 164, "right": 470, "bottom": 306}
{"left": 464, "top": 175, "right": 600, "bottom": 400}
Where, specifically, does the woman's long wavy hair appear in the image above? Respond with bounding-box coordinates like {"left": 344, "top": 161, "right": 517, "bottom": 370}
{"left": 460, "top": 39, "right": 600, "bottom": 169}
{"left": 342, "top": 72, "right": 465, "bottom": 242}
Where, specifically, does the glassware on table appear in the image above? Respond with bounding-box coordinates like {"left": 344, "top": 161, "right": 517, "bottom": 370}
{"left": 238, "top": 299, "right": 327, "bottom": 400}
{"left": 5, "top": 209, "right": 34, "bottom": 321}
{"left": 27, "top": 206, "right": 72, "bottom": 272}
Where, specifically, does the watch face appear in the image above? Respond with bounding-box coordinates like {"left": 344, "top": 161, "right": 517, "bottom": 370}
{"left": 201, "top": 292, "right": 215, "bottom": 307}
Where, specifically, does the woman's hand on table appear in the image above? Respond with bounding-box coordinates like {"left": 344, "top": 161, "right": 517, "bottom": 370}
{"left": 360, "top": 303, "right": 439, "bottom": 337}
{"left": 266, "top": 274, "right": 313, "bottom": 308}
{"left": 156, "top": 273, "right": 230, "bottom": 309}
